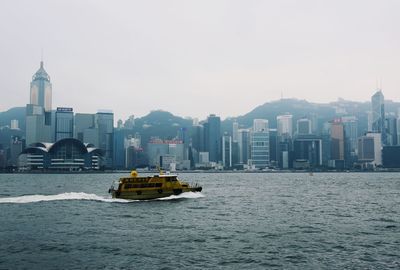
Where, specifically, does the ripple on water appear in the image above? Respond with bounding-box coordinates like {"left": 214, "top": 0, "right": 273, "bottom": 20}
{"left": 1, "top": 172, "right": 399, "bottom": 270}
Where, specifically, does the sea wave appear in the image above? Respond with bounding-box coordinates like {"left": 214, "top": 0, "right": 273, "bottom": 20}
{"left": 0, "top": 192, "right": 204, "bottom": 204}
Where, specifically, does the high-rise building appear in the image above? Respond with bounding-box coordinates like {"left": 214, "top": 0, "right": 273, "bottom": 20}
{"left": 189, "top": 124, "right": 204, "bottom": 152}
{"left": 25, "top": 104, "right": 54, "bottom": 145}
{"left": 366, "top": 132, "right": 382, "bottom": 166}
{"left": 55, "top": 107, "right": 74, "bottom": 141}
{"left": 251, "top": 119, "right": 269, "bottom": 169}
{"left": 293, "top": 137, "right": 323, "bottom": 168}
{"left": 385, "top": 116, "right": 397, "bottom": 146}
{"left": 358, "top": 135, "right": 375, "bottom": 161}
{"left": 232, "top": 121, "right": 239, "bottom": 143}
{"left": 268, "top": 128, "right": 277, "bottom": 165}
{"left": 74, "top": 113, "right": 95, "bottom": 142}
{"left": 367, "top": 111, "right": 373, "bottom": 132}
{"left": 204, "top": 114, "right": 221, "bottom": 162}
{"left": 26, "top": 61, "right": 54, "bottom": 146}
{"left": 238, "top": 129, "right": 250, "bottom": 164}
{"left": 297, "top": 118, "right": 312, "bottom": 135}
{"left": 222, "top": 135, "right": 232, "bottom": 168}
{"left": 30, "top": 61, "right": 52, "bottom": 112}
{"left": 277, "top": 114, "right": 293, "bottom": 139}
{"left": 330, "top": 119, "right": 345, "bottom": 162}
{"left": 382, "top": 146, "right": 400, "bottom": 168}
{"left": 371, "top": 90, "right": 386, "bottom": 144}
{"left": 95, "top": 111, "right": 114, "bottom": 169}
{"left": 397, "top": 118, "right": 400, "bottom": 146}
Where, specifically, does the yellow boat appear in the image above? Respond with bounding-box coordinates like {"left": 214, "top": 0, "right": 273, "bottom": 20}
{"left": 108, "top": 171, "right": 202, "bottom": 200}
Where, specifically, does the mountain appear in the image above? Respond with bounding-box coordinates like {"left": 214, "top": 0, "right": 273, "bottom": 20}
{"left": 0, "top": 107, "right": 25, "bottom": 130}
{"left": 222, "top": 99, "right": 336, "bottom": 133}
{"left": 129, "top": 110, "right": 192, "bottom": 146}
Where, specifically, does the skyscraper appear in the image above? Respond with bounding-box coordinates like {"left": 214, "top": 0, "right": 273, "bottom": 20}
{"left": 30, "top": 61, "right": 52, "bottom": 112}
{"left": 238, "top": 129, "right": 250, "bottom": 164}
{"left": 330, "top": 119, "right": 345, "bottom": 162}
{"left": 277, "top": 114, "right": 293, "bottom": 139}
{"left": 55, "top": 107, "right": 74, "bottom": 141}
{"left": 251, "top": 119, "right": 269, "bottom": 169}
{"left": 397, "top": 117, "right": 400, "bottom": 146}
{"left": 371, "top": 90, "right": 386, "bottom": 144}
{"left": 232, "top": 121, "right": 239, "bottom": 143}
{"left": 366, "top": 132, "right": 382, "bottom": 166}
{"left": 204, "top": 114, "right": 221, "bottom": 162}
{"left": 222, "top": 134, "right": 232, "bottom": 168}
{"left": 26, "top": 61, "right": 54, "bottom": 145}
{"left": 95, "top": 111, "right": 114, "bottom": 169}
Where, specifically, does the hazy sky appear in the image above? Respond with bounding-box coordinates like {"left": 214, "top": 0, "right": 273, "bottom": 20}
{"left": 0, "top": 0, "right": 399, "bottom": 121}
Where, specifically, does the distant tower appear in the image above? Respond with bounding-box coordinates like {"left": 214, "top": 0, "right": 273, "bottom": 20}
{"left": 30, "top": 61, "right": 52, "bottom": 112}
{"left": 277, "top": 114, "right": 293, "bottom": 138}
{"left": 371, "top": 90, "right": 386, "bottom": 145}
{"left": 251, "top": 119, "right": 269, "bottom": 169}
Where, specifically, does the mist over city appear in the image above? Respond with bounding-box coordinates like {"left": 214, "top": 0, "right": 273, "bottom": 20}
{"left": 1, "top": 1, "right": 400, "bottom": 269}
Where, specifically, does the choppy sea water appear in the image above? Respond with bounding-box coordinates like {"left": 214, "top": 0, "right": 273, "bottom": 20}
{"left": 0, "top": 172, "right": 399, "bottom": 269}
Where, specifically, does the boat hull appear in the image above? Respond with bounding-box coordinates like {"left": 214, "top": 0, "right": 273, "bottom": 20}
{"left": 111, "top": 187, "right": 202, "bottom": 200}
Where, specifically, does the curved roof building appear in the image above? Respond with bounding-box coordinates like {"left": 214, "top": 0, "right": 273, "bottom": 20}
{"left": 19, "top": 138, "right": 104, "bottom": 171}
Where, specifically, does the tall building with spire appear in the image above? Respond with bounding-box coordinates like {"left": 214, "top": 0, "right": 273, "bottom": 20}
{"left": 25, "top": 61, "right": 54, "bottom": 146}
{"left": 30, "top": 61, "right": 52, "bottom": 112}
{"left": 371, "top": 89, "right": 386, "bottom": 145}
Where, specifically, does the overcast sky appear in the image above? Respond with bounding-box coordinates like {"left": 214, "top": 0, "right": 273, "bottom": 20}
{"left": 0, "top": 0, "right": 399, "bottom": 121}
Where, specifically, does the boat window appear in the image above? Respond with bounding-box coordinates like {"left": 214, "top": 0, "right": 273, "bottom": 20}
{"left": 124, "top": 183, "right": 132, "bottom": 189}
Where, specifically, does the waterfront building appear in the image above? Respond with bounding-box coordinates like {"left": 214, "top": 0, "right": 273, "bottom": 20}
{"left": 9, "top": 136, "right": 23, "bottom": 167}
{"left": 238, "top": 129, "right": 250, "bottom": 164}
{"left": 95, "top": 111, "right": 114, "bottom": 169}
{"left": 25, "top": 104, "right": 54, "bottom": 146}
{"left": 250, "top": 119, "right": 269, "bottom": 169}
{"left": 330, "top": 119, "right": 345, "bottom": 163}
{"left": 382, "top": 146, "right": 400, "bottom": 168}
{"left": 125, "top": 146, "right": 146, "bottom": 169}
{"left": 268, "top": 128, "right": 277, "bottom": 165}
{"left": 198, "top": 152, "right": 209, "bottom": 164}
{"left": 222, "top": 134, "right": 232, "bottom": 168}
{"left": 189, "top": 124, "right": 204, "bottom": 153}
{"left": 371, "top": 90, "right": 386, "bottom": 144}
{"left": 365, "top": 132, "right": 382, "bottom": 166}
{"left": 341, "top": 116, "right": 358, "bottom": 167}
{"left": 19, "top": 138, "right": 104, "bottom": 171}
{"left": 397, "top": 117, "right": 400, "bottom": 145}
{"left": 204, "top": 114, "right": 221, "bottom": 162}
{"left": 358, "top": 135, "right": 375, "bottom": 161}
{"left": 147, "top": 139, "right": 184, "bottom": 168}
{"left": 55, "top": 107, "right": 74, "bottom": 141}
{"left": 293, "top": 136, "right": 323, "bottom": 169}
{"left": 159, "top": 154, "right": 176, "bottom": 171}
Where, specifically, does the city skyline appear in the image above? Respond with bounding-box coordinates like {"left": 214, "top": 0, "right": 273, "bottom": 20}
{"left": 1, "top": 0, "right": 400, "bottom": 121}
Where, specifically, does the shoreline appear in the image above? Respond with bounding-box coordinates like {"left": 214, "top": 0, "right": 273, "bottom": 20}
{"left": 2, "top": 169, "right": 400, "bottom": 174}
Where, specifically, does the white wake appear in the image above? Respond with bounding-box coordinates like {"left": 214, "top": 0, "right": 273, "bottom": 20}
{"left": 0, "top": 192, "right": 204, "bottom": 204}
